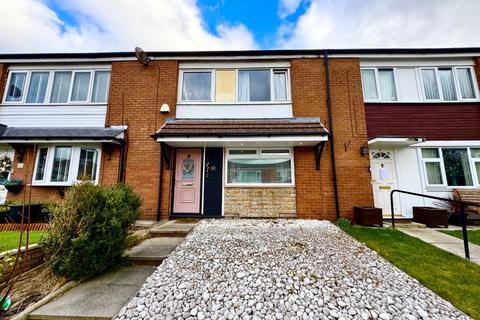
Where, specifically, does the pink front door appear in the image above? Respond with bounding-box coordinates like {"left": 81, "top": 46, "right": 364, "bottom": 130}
{"left": 173, "top": 148, "right": 202, "bottom": 213}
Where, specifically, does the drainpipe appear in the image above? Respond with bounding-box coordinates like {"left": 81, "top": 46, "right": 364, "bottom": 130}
{"left": 156, "top": 145, "right": 164, "bottom": 221}
{"left": 324, "top": 50, "right": 341, "bottom": 220}
{"left": 117, "top": 140, "right": 126, "bottom": 183}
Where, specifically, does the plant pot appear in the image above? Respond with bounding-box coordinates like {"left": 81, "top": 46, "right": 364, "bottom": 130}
{"left": 5, "top": 184, "right": 24, "bottom": 194}
{"left": 353, "top": 206, "right": 383, "bottom": 226}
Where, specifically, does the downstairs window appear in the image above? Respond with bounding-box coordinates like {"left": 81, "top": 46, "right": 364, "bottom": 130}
{"left": 33, "top": 145, "right": 101, "bottom": 186}
{"left": 226, "top": 148, "right": 293, "bottom": 185}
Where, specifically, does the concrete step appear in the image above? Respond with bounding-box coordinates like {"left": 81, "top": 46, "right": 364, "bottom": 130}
{"left": 148, "top": 220, "right": 197, "bottom": 238}
{"left": 29, "top": 265, "right": 155, "bottom": 320}
{"left": 124, "top": 237, "right": 183, "bottom": 266}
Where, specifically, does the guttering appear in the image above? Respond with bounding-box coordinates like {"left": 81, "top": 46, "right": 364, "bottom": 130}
{"left": 1, "top": 47, "right": 480, "bottom": 63}
{"left": 324, "top": 51, "right": 341, "bottom": 220}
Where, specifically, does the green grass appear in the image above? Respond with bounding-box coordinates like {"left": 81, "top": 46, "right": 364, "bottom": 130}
{"left": 0, "top": 231, "right": 46, "bottom": 252}
{"left": 441, "top": 229, "right": 480, "bottom": 246}
{"left": 341, "top": 225, "right": 480, "bottom": 319}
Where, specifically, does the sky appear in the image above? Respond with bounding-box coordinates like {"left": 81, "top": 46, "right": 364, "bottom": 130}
{"left": 0, "top": 0, "right": 479, "bottom": 53}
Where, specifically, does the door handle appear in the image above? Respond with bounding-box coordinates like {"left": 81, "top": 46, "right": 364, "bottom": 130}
{"left": 183, "top": 182, "right": 194, "bottom": 186}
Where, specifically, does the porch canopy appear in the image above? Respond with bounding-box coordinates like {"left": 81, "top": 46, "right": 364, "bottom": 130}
{"left": 368, "top": 136, "right": 425, "bottom": 147}
{"left": 152, "top": 117, "right": 329, "bottom": 147}
{"left": 0, "top": 125, "right": 126, "bottom": 144}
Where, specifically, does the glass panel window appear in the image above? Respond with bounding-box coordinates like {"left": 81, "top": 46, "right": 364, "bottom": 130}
{"left": 26, "top": 72, "right": 49, "bottom": 103}
{"left": 438, "top": 68, "right": 457, "bottom": 101}
{"left": 425, "top": 162, "right": 443, "bottom": 185}
{"left": 471, "top": 148, "right": 480, "bottom": 158}
{"left": 421, "top": 148, "right": 440, "bottom": 158}
{"left": 229, "top": 149, "right": 257, "bottom": 156}
{"left": 228, "top": 158, "right": 292, "bottom": 184}
{"left": 50, "top": 72, "right": 72, "bottom": 103}
{"left": 457, "top": 68, "right": 476, "bottom": 99}
{"left": 273, "top": 70, "right": 287, "bottom": 101}
{"left": 475, "top": 162, "right": 480, "bottom": 185}
{"left": 442, "top": 148, "right": 473, "bottom": 186}
{"left": 34, "top": 148, "right": 48, "bottom": 181}
{"left": 77, "top": 148, "right": 98, "bottom": 181}
{"left": 182, "top": 72, "right": 211, "bottom": 101}
{"left": 421, "top": 69, "right": 440, "bottom": 100}
{"left": 361, "top": 69, "right": 378, "bottom": 100}
{"left": 71, "top": 72, "right": 91, "bottom": 102}
{"left": 378, "top": 69, "right": 397, "bottom": 101}
{"left": 238, "top": 70, "right": 271, "bottom": 102}
{"left": 215, "top": 70, "right": 235, "bottom": 102}
{"left": 91, "top": 71, "right": 110, "bottom": 103}
{"left": 6, "top": 72, "right": 27, "bottom": 102}
{"left": 50, "top": 147, "right": 72, "bottom": 182}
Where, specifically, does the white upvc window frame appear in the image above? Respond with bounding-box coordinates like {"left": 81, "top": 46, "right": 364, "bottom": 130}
{"left": 225, "top": 147, "right": 295, "bottom": 187}
{"left": 2, "top": 67, "right": 111, "bottom": 105}
{"left": 32, "top": 144, "right": 102, "bottom": 186}
{"left": 178, "top": 67, "right": 291, "bottom": 104}
{"left": 361, "top": 65, "right": 479, "bottom": 103}
{"left": 420, "top": 146, "right": 480, "bottom": 188}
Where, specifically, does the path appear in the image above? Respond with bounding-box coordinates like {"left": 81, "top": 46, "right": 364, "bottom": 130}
{"left": 29, "top": 220, "right": 197, "bottom": 320}
{"left": 399, "top": 227, "right": 480, "bottom": 265}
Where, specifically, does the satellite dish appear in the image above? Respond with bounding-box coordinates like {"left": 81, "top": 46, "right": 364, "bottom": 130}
{"left": 135, "top": 47, "right": 151, "bottom": 66}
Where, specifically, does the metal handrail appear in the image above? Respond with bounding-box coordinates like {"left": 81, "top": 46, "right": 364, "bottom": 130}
{"left": 389, "top": 189, "right": 480, "bottom": 260}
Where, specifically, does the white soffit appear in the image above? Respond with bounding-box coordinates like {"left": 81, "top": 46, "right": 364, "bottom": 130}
{"left": 411, "top": 140, "right": 480, "bottom": 147}
{"left": 360, "top": 57, "right": 474, "bottom": 67}
{"left": 157, "top": 135, "right": 327, "bottom": 147}
{"left": 368, "top": 137, "right": 424, "bottom": 147}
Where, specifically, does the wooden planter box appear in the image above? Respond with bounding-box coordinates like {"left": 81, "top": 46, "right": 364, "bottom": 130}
{"left": 412, "top": 206, "right": 448, "bottom": 228}
{"left": 353, "top": 206, "right": 383, "bottom": 227}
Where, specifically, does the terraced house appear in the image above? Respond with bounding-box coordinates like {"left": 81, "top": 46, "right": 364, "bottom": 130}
{"left": 0, "top": 48, "right": 479, "bottom": 221}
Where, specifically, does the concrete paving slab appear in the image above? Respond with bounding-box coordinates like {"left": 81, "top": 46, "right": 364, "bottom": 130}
{"left": 149, "top": 220, "right": 197, "bottom": 237}
{"left": 134, "top": 236, "right": 184, "bottom": 247}
{"left": 125, "top": 244, "right": 176, "bottom": 260}
{"left": 29, "top": 266, "right": 155, "bottom": 320}
{"left": 400, "top": 227, "right": 480, "bottom": 265}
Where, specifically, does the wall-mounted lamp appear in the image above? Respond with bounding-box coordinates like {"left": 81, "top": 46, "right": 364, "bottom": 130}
{"left": 160, "top": 103, "right": 170, "bottom": 113}
{"left": 360, "top": 145, "right": 369, "bottom": 157}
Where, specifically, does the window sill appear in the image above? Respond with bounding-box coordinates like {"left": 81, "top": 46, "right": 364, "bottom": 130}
{"left": 0, "top": 103, "right": 108, "bottom": 107}
{"left": 32, "top": 181, "right": 98, "bottom": 187}
{"left": 425, "top": 186, "right": 479, "bottom": 192}
{"left": 177, "top": 101, "right": 292, "bottom": 105}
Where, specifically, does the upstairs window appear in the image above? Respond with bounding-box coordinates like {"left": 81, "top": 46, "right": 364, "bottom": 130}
{"left": 179, "top": 68, "right": 290, "bottom": 103}
{"left": 5, "top": 72, "right": 27, "bottom": 102}
{"left": 3, "top": 68, "right": 111, "bottom": 104}
{"left": 361, "top": 66, "right": 478, "bottom": 102}
{"left": 181, "top": 71, "right": 212, "bottom": 101}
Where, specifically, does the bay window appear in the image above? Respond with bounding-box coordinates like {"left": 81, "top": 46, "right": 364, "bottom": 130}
{"left": 33, "top": 145, "right": 101, "bottom": 186}
{"left": 180, "top": 68, "right": 290, "bottom": 103}
{"left": 3, "top": 68, "right": 111, "bottom": 104}
{"left": 226, "top": 148, "right": 293, "bottom": 185}
{"left": 421, "top": 147, "right": 480, "bottom": 187}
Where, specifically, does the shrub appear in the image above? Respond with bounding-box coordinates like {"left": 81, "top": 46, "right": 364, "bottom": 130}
{"left": 44, "top": 183, "right": 141, "bottom": 280}
{"left": 336, "top": 217, "right": 351, "bottom": 230}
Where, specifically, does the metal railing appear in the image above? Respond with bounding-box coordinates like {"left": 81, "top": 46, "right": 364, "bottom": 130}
{"left": 390, "top": 189, "right": 480, "bottom": 260}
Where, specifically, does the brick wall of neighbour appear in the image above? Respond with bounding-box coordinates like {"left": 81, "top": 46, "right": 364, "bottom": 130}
{"left": 291, "top": 58, "right": 373, "bottom": 221}
{"left": 0, "top": 244, "right": 44, "bottom": 284}
{"left": 224, "top": 187, "right": 296, "bottom": 218}
{"left": 0, "top": 64, "right": 8, "bottom": 96}
{"left": 103, "top": 61, "right": 178, "bottom": 220}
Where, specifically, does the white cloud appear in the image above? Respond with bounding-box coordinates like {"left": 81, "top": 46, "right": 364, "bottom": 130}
{"left": 0, "top": 0, "right": 258, "bottom": 53}
{"left": 277, "top": 0, "right": 480, "bottom": 48}
{"left": 278, "top": 0, "right": 304, "bottom": 19}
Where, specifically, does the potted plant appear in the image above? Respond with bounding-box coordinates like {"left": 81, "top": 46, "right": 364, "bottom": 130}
{"left": 4, "top": 178, "right": 24, "bottom": 194}
{"left": 6, "top": 201, "right": 50, "bottom": 223}
{"left": 433, "top": 190, "right": 464, "bottom": 226}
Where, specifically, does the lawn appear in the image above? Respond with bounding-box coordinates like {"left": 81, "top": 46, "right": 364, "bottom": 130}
{"left": 341, "top": 225, "right": 480, "bottom": 319}
{"left": 0, "top": 231, "right": 46, "bottom": 252}
{"left": 441, "top": 229, "right": 480, "bottom": 246}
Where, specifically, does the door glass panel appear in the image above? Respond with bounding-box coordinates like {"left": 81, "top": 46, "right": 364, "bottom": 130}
{"left": 182, "top": 159, "right": 195, "bottom": 179}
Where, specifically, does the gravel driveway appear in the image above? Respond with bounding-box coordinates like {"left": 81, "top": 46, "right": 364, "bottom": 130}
{"left": 117, "top": 220, "right": 468, "bottom": 320}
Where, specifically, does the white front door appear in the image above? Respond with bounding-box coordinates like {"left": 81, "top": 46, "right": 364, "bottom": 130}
{"left": 370, "top": 149, "right": 400, "bottom": 216}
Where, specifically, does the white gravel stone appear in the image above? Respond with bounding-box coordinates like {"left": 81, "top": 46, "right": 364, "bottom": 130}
{"left": 116, "top": 220, "right": 470, "bottom": 320}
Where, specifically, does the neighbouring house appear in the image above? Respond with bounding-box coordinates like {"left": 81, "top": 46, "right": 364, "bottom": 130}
{"left": 0, "top": 48, "right": 478, "bottom": 221}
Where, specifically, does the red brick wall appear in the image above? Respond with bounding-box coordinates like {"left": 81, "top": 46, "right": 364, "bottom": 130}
{"left": 291, "top": 58, "right": 373, "bottom": 221}
{"left": 0, "top": 64, "right": 8, "bottom": 96}
{"left": 104, "top": 61, "right": 178, "bottom": 220}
